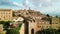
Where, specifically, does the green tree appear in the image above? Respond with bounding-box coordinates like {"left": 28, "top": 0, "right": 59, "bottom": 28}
{"left": 6, "top": 29, "right": 20, "bottom": 34}
{"left": 56, "top": 15, "right": 58, "bottom": 18}
{"left": 12, "top": 11, "right": 16, "bottom": 17}
{"left": 35, "top": 28, "right": 57, "bottom": 34}
{"left": 46, "top": 14, "right": 50, "bottom": 17}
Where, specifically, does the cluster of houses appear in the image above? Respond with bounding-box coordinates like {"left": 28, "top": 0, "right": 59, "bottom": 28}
{"left": 0, "top": 9, "right": 60, "bottom": 34}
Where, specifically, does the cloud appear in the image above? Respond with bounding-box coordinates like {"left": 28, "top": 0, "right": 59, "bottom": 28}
{"left": 22, "top": 0, "right": 29, "bottom": 8}
{"left": 27, "top": 0, "right": 52, "bottom": 8}
{"left": 0, "top": 0, "right": 24, "bottom": 7}
{"left": 13, "top": 2, "right": 24, "bottom": 7}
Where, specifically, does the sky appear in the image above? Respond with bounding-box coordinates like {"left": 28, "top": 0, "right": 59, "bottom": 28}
{"left": 0, "top": 0, "right": 60, "bottom": 17}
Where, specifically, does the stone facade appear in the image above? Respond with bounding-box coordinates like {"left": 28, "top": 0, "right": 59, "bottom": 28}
{"left": 19, "top": 23, "right": 25, "bottom": 34}
{"left": 19, "top": 20, "right": 51, "bottom": 34}
{"left": 51, "top": 17, "right": 60, "bottom": 29}
{"left": 0, "top": 9, "right": 12, "bottom": 21}
{"left": 52, "top": 17, "right": 59, "bottom": 24}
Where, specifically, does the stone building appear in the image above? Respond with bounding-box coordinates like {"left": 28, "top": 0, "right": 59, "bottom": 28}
{"left": 19, "top": 11, "right": 51, "bottom": 34}
{"left": 14, "top": 9, "right": 60, "bottom": 34}
{"left": 19, "top": 18, "right": 51, "bottom": 34}
{"left": 0, "top": 9, "right": 12, "bottom": 21}
{"left": 52, "top": 16, "right": 59, "bottom": 24}
{"left": 14, "top": 9, "right": 29, "bottom": 17}
{"left": 51, "top": 16, "right": 60, "bottom": 29}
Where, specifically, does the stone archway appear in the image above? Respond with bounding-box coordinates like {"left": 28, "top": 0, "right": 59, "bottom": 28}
{"left": 31, "top": 29, "right": 34, "bottom": 34}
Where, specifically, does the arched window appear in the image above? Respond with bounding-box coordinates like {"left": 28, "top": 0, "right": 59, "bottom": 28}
{"left": 0, "top": 18, "right": 1, "bottom": 20}
{"left": 31, "top": 29, "right": 34, "bottom": 34}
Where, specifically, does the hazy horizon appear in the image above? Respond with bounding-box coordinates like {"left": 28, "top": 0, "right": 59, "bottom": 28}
{"left": 0, "top": 0, "right": 60, "bottom": 17}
